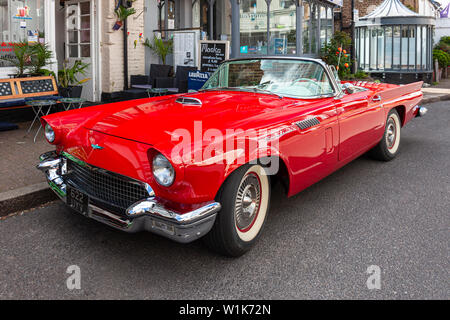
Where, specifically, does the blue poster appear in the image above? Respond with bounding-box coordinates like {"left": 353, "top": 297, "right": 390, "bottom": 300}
{"left": 188, "top": 71, "right": 209, "bottom": 91}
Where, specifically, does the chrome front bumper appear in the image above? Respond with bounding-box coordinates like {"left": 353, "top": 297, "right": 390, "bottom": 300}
{"left": 37, "top": 151, "right": 221, "bottom": 243}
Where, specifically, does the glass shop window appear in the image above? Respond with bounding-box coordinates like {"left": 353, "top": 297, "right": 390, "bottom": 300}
{"left": 326, "top": 7, "right": 333, "bottom": 45}
{"left": 0, "top": 0, "right": 45, "bottom": 68}
{"left": 239, "top": 0, "right": 267, "bottom": 55}
{"left": 192, "top": 0, "right": 200, "bottom": 28}
{"left": 416, "top": 26, "right": 421, "bottom": 70}
{"left": 310, "top": 3, "right": 318, "bottom": 54}
{"left": 242, "top": 0, "right": 257, "bottom": 13}
{"left": 320, "top": 6, "right": 326, "bottom": 49}
{"left": 421, "top": 26, "right": 427, "bottom": 70}
{"left": 385, "top": 26, "right": 392, "bottom": 69}
{"left": 303, "top": 2, "right": 310, "bottom": 53}
{"left": 377, "top": 28, "right": 384, "bottom": 70}
{"left": 392, "top": 26, "right": 400, "bottom": 69}
{"left": 270, "top": 0, "right": 296, "bottom": 55}
{"left": 370, "top": 28, "right": 377, "bottom": 70}
{"left": 408, "top": 27, "right": 416, "bottom": 70}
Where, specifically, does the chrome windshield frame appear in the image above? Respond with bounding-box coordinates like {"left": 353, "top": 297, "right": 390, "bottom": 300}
{"left": 200, "top": 56, "right": 344, "bottom": 100}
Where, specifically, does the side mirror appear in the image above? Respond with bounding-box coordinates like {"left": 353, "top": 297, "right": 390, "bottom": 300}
{"left": 342, "top": 82, "right": 357, "bottom": 94}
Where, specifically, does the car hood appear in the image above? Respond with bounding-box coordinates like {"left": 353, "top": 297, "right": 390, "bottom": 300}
{"left": 83, "top": 91, "right": 311, "bottom": 147}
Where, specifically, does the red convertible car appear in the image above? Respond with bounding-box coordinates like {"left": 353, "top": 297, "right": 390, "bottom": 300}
{"left": 37, "top": 57, "right": 426, "bottom": 256}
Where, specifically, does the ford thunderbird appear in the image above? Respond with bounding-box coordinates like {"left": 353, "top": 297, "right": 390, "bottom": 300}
{"left": 37, "top": 57, "right": 426, "bottom": 256}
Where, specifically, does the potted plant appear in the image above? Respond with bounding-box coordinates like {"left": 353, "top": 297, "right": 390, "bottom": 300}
{"left": 29, "top": 42, "right": 53, "bottom": 76}
{"left": 0, "top": 40, "right": 31, "bottom": 77}
{"left": 144, "top": 35, "right": 173, "bottom": 65}
{"left": 112, "top": 5, "right": 136, "bottom": 31}
{"left": 56, "top": 60, "right": 90, "bottom": 98}
{"left": 38, "top": 31, "right": 45, "bottom": 44}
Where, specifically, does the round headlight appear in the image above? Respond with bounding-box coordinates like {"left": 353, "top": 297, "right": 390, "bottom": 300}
{"left": 152, "top": 154, "right": 175, "bottom": 187}
{"left": 44, "top": 123, "right": 55, "bottom": 143}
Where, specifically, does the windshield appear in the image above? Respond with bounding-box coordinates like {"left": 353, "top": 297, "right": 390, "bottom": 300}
{"left": 201, "top": 59, "right": 335, "bottom": 98}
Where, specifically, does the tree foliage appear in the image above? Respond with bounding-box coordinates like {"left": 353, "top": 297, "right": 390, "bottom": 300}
{"left": 320, "top": 31, "right": 352, "bottom": 79}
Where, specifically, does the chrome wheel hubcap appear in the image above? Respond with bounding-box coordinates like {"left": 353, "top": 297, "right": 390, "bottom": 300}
{"left": 386, "top": 119, "right": 396, "bottom": 149}
{"left": 235, "top": 173, "right": 261, "bottom": 232}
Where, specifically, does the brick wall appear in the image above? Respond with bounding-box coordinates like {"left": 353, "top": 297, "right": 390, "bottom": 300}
{"left": 101, "top": 0, "right": 145, "bottom": 93}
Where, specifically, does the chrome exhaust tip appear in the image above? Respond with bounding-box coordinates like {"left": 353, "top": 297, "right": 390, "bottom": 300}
{"left": 416, "top": 106, "right": 428, "bottom": 117}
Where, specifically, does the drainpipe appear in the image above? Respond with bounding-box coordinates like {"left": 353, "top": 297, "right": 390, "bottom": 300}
{"left": 123, "top": 17, "right": 129, "bottom": 90}
{"left": 230, "top": 0, "right": 240, "bottom": 58}
{"left": 351, "top": 0, "right": 356, "bottom": 74}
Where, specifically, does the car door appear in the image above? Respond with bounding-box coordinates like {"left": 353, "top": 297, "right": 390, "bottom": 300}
{"left": 281, "top": 64, "right": 340, "bottom": 197}
{"left": 335, "top": 89, "right": 384, "bottom": 162}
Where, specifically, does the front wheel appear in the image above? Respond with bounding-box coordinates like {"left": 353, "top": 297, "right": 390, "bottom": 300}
{"left": 369, "top": 109, "right": 401, "bottom": 161}
{"left": 204, "top": 164, "right": 271, "bottom": 257}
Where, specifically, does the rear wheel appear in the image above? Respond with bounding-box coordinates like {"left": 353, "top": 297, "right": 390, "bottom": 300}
{"left": 204, "top": 164, "right": 270, "bottom": 257}
{"left": 369, "top": 109, "right": 401, "bottom": 161}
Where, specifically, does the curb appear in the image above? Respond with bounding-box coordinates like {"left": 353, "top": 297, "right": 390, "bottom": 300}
{"left": 421, "top": 93, "right": 450, "bottom": 105}
{"left": 0, "top": 182, "right": 56, "bottom": 217}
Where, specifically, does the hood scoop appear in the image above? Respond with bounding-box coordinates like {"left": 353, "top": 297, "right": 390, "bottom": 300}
{"left": 175, "top": 96, "right": 202, "bottom": 106}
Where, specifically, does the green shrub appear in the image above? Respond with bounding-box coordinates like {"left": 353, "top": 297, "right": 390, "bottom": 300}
{"left": 320, "top": 31, "right": 352, "bottom": 79}
{"left": 433, "top": 49, "right": 450, "bottom": 68}
{"left": 439, "top": 36, "right": 450, "bottom": 46}
{"left": 354, "top": 70, "right": 369, "bottom": 79}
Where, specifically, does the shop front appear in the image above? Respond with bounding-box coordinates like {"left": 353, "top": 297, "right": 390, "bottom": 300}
{"left": 151, "top": 0, "right": 341, "bottom": 60}
{"left": 236, "top": 0, "right": 337, "bottom": 57}
{"left": 0, "top": 0, "right": 56, "bottom": 78}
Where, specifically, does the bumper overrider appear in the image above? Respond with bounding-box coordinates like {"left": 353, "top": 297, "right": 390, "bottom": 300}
{"left": 37, "top": 151, "right": 221, "bottom": 243}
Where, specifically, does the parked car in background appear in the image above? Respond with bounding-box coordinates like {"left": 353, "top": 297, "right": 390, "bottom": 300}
{"left": 37, "top": 57, "right": 426, "bottom": 257}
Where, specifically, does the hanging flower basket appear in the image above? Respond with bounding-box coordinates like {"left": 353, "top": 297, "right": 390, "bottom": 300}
{"left": 112, "top": 20, "right": 123, "bottom": 31}
{"left": 112, "top": 5, "right": 136, "bottom": 31}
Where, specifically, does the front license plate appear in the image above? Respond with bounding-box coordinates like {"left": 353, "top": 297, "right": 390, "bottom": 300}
{"left": 67, "top": 187, "right": 89, "bottom": 216}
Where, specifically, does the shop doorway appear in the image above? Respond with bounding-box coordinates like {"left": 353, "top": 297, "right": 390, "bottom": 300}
{"left": 64, "top": 0, "right": 100, "bottom": 101}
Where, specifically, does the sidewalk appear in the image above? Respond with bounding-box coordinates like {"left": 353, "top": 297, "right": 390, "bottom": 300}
{"left": 0, "top": 122, "right": 55, "bottom": 215}
{"left": 421, "top": 78, "right": 450, "bottom": 104}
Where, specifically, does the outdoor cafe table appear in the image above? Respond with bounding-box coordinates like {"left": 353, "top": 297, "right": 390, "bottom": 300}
{"left": 26, "top": 99, "right": 58, "bottom": 143}
{"left": 147, "top": 88, "right": 179, "bottom": 97}
{"left": 59, "top": 97, "right": 86, "bottom": 111}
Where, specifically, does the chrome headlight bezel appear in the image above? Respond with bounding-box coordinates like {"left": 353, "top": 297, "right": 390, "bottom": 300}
{"left": 152, "top": 153, "right": 175, "bottom": 187}
{"left": 44, "top": 123, "right": 55, "bottom": 143}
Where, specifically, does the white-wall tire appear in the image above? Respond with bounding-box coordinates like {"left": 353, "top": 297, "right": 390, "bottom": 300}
{"left": 369, "top": 109, "right": 402, "bottom": 161}
{"left": 203, "top": 164, "right": 271, "bottom": 257}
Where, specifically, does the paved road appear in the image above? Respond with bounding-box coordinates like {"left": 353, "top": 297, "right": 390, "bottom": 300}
{"left": 0, "top": 101, "right": 449, "bottom": 300}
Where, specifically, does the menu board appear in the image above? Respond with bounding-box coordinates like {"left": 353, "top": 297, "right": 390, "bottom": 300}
{"left": 174, "top": 31, "right": 199, "bottom": 69}
{"left": 198, "top": 40, "right": 230, "bottom": 74}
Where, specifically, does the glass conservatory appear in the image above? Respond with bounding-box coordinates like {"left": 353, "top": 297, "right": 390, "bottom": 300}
{"left": 355, "top": 0, "right": 435, "bottom": 83}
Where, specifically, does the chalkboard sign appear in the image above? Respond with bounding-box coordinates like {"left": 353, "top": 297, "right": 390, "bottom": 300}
{"left": 198, "top": 40, "right": 230, "bottom": 74}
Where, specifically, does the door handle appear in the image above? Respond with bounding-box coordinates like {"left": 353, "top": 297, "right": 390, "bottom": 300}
{"left": 372, "top": 95, "right": 381, "bottom": 102}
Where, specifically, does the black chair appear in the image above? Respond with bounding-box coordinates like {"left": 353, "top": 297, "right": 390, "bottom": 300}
{"left": 150, "top": 64, "right": 173, "bottom": 88}
{"left": 175, "top": 66, "right": 198, "bottom": 93}
{"left": 122, "top": 75, "right": 151, "bottom": 100}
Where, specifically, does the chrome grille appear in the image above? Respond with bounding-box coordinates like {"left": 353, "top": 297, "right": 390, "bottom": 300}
{"left": 66, "top": 160, "right": 149, "bottom": 212}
